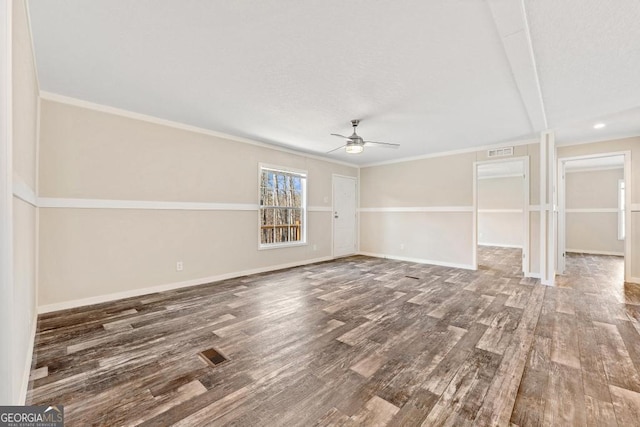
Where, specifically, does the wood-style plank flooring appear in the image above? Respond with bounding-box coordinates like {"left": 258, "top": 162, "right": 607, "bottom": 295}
{"left": 27, "top": 248, "right": 640, "bottom": 426}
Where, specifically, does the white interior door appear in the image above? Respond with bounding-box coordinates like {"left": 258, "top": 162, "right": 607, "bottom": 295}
{"left": 333, "top": 175, "right": 357, "bottom": 257}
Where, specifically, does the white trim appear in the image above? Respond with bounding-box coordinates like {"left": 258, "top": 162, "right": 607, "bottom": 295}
{"left": 259, "top": 162, "right": 308, "bottom": 177}
{"left": 632, "top": 204, "right": 640, "bottom": 212}
{"left": 528, "top": 205, "right": 541, "bottom": 211}
{"left": 525, "top": 272, "right": 541, "bottom": 279}
{"left": 565, "top": 208, "right": 618, "bottom": 214}
{"left": 540, "top": 131, "right": 554, "bottom": 285}
{"left": 39, "top": 91, "right": 359, "bottom": 169}
{"left": 357, "top": 168, "right": 361, "bottom": 254}
{"left": 308, "top": 206, "right": 332, "bottom": 212}
{"left": 566, "top": 249, "right": 624, "bottom": 257}
{"left": 557, "top": 156, "right": 567, "bottom": 275}
{"left": 565, "top": 165, "right": 623, "bottom": 174}
{"left": 559, "top": 151, "right": 632, "bottom": 163}
{"left": 474, "top": 156, "right": 530, "bottom": 276}
{"left": 38, "top": 255, "right": 334, "bottom": 314}
{"left": 472, "top": 161, "right": 478, "bottom": 269}
{"left": 555, "top": 134, "right": 640, "bottom": 148}
{"left": 0, "top": 0, "right": 14, "bottom": 405}
{"left": 477, "top": 173, "right": 524, "bottom": 180}
{"left": 18, "top": 312, "right": 37, "bottom": 405}
{"left": 360, "top": 138, "right": 537, "bottom": 168}
{"left": 257, "top": 163, "right": 308, "bottom": 250}
{"left": 478, "top": 209, "right": 523, "bottom": 214}
{"left": 618, "top": 178, "right": 625, "bottom": 242}
{"left": 548, "top": 132, "right": 556, "bottom": 286}
{"left": 628, "top": 277, "right": 640, "bottom": 285}
{"left": 22, "top": 196, "right": 335, "bottom": 213}
{"left": 478, "top": 243, "right": 523, "bottom": 249}
{"left": 358, "top": 251, "right": 475, "bottom": 270}
{"left": 12, "top": 174, "right": 36, "bottom": 207}
{"left": 35, "top": 97, "right": 41, "bottom": 311}
{"left": 23, "top": 0, "right": 39, "bottom": 92}
{"left": 39, "top": 197, "right": 259, "bottom": 211}
{"left": 521, "top": 0, "right": 549, "bottom": 130}
{"left": 257, "top": 241, "right": 307, "bottom": 251}
{"left": 359, "top": 206, "right": 473, "bottom": 213}
{"left": 558, "top": 150, "right": 632, "bottom": 282}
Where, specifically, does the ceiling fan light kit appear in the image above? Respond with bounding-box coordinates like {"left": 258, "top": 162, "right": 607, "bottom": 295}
{"left": 328, "top": 119, "right": 400, "bottom": 154}
{"left": 345, "top": 143, "right": 364, "bottom": 154}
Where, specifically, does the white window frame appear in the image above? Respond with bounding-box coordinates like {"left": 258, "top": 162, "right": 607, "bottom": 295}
{"left": 258, "top": 163, "right": 307, "bottom": 250}
{"left": 618, "top": 179, "right": 625, "bottom": 240}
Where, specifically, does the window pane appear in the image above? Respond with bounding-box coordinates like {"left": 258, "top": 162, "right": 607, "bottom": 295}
{"left": 292, "top": 176, "right": 302, "bottom": 208}
{"left": 259, "top": 167, "right": 306, "bottom": 246}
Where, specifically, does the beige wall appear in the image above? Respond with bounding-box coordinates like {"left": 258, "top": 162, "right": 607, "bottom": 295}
{"left": 557, "top": 137, "right": 640, "bottom": 279}
{"left": 360, "top": 212, "right": 473, "bottom": 267}
{"left": 4, "top": 0, "right": 38, "bottom": 405}
{"left": 359, "top": 152, "right": 474, "bottom": 268}
{"left": 38, "top": 99, "right": 357, "bottom": 308}
{"left": 478, "top": 176, "right": 524, "bottom": 248}
{"left": 360, "top": 144, "right": 538, "bottom": 271}
{"left": 360, "top": 152, "right": 475, "bottom": 207}
{"left": 565, "top": 168, "right": 623, "bottom": 255}
{"left": 566, "top": 168, "right": 622, "bottom": 209}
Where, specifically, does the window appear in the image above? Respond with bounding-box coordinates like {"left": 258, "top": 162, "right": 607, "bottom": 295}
{"left": 259, "top": 164, "right": 307, "bottom": 248}
{"left": 618, "top": 179, "right": 625, "bottom": 240}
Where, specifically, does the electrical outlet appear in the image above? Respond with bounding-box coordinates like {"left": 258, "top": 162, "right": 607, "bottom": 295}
{"left": 399, "top": 243, "right": 405, "bottom": 250}
{"left": 176, "top": 261, "right": 183, "bottom": 271}
{"left": 313, "top": 244, "right": 317, "bottom": 251}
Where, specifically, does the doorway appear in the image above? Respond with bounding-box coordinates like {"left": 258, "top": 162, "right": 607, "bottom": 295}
{"left": 557, "top": 152, "right": 630, "bottom": 281}
{"left": 473, "top": 157, "right": 529, "bottom": 275}
{"left": 333, "top": 175, "right": 357, "bottom": 258}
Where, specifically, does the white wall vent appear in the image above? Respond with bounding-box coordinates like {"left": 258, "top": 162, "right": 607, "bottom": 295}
{"left": 487, "top": 146, "right": 514, "bottom": 158}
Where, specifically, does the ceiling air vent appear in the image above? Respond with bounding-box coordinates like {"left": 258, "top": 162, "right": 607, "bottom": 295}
{"left": 487, "top": 146, "right": 514, "bottom": 158}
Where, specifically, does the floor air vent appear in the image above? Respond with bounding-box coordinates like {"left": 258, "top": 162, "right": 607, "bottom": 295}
{"left": 405, "top": 275, "right": 420, "bottom": 280}
{"left": 199, "top": 348, "right": 228, "bottom": 367}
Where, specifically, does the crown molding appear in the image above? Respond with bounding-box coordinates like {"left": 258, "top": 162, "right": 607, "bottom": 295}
{"left": 39, "top": 91, "right": 360, "bottom": 169}
{"left": 360, "top": 138, "right": 538, "bottom": 168}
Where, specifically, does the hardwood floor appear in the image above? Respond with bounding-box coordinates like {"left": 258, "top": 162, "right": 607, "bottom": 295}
{"left": 27, "top": 248, "right": 640, "bottom": 426}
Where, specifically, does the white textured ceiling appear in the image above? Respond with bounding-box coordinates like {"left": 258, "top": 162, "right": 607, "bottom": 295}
{"left": 27, "top": 0, "right": 640, "bottom": 165}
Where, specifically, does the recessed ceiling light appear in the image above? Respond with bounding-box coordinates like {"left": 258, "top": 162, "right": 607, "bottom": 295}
{"left": 593, "top": 123, "right": 606, "bottom": 129}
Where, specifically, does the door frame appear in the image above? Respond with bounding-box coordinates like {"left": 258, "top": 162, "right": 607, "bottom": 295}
{"left": 332, "top": 174, "right": 358, "bottom": 258}
{"left": 473, "top": 156, "right": 530, "bottom": 275}
{"left": 557, "top": 151, "right": 631, "bottom": 280}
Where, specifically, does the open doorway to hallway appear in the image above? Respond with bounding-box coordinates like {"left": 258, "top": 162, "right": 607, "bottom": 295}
{"left": 557, "top": 153, "right": 630, "bottom": 286}
{"left": 475, "top": 158, "right": 529, "bottom": 277}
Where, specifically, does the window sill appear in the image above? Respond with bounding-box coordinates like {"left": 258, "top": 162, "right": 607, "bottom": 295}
{"left": 258, "top": 241, "right": 307, "bottom": 251}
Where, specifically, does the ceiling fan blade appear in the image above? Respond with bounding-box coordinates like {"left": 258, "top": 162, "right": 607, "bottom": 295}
{"left": 331, "top": 133, "right": 351, "bottom": 139}
{"left": 326, "top": 144, "right": 347, "bottom": 154}
{"left": 364, "top": 140, "right": 400, "bottom": 148}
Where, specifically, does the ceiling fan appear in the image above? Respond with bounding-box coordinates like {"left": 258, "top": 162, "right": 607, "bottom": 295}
{"left": 328, "top": 120, "right": 400, "bottom": 154}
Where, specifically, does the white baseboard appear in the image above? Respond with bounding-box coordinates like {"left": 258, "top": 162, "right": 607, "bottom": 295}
{"left": 627, "top": 277, "right": 640, "bottom": 285}
{"left": 566, "top": 249, "right": 624, "bottom": 257}
{"left": 19, "top": 311, "right": 38, "bottom": 405}
{"left": 525, "top": 272, "right": 541, "bottom": 279}
{"left": 358, "top": 252, "right": 475, "bottom": 270}
{"left": 37, "top": 256, "right": 333, "bottom": 314}
{"left": 478, "top": 243, "right": 523, "bottom": 249}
